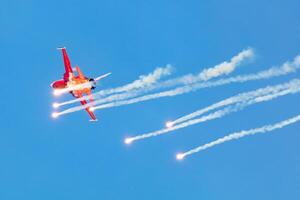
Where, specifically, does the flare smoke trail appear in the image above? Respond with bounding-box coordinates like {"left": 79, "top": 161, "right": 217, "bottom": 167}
{"left": 170, "top": 79, "right": 300, "bottom": 125}
{"left": 178, "top": 114, "right": 300, "bottom": 159}
{"left": 56, "top": 48, "right": 253, "bottom": 108}
{"left": 161, "top": 48, "right": 254, "bottom": 87}
{"left": 125, "top": 108, "right": 234, "bottom": 144}
{"left": 125, "top": 79, "right": 300, "bottom": 144}
{"left": 101, "top": 64, "right": 174, "bottom": 94}
{"left": 54, "top": 65, "right": 173, "bottom": 107}
{"left": 56, "top": 54, "right": 300, "bottom": 117}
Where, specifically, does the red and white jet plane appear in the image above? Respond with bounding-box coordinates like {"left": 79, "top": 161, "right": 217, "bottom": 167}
{"left": 51, "top": 47, "right": 110, "bottom": 121}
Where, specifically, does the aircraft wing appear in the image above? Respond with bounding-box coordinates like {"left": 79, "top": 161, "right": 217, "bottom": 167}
{"left": 58, "top": 47, "right": 74, "bottom": 81}
{"left": 78, "top": 93, "right": 97, "bottom": 121}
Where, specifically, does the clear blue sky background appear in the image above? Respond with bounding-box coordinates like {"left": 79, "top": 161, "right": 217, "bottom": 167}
{"left": 1, "top": 0, "right": 300, "bottom": 199}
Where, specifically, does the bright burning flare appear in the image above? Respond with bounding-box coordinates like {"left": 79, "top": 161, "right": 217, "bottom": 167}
{"left": 53, "top": 90, "right": 62, "bottom": 96}
{"left": 124, "top": 137, "right": 134, "bottom": 144}
{"left": 52, "top": 102, "right": 60, "bottom": 108}
{"left": 176, "top": 153, "right": 185, "bottom": 160}
{"left": 166, "top": 121, "right": 174, "bottom": 128}
{"left": 89, "top": 107, "right": 95, "bottom": 112}
{"left": 52, "top": 112, "right": 59, "bottom": 118}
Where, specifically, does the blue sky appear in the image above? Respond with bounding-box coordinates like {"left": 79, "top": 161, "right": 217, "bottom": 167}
{"left": 1, "top": 0, "right": 300, "bottom": 199}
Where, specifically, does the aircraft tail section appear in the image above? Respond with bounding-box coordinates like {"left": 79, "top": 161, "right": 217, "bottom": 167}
{"left": 58, "top": 47, "right": 73, "bottom": 81}
{"left": 76, "top": 66, "right": 85, "bottom": 79}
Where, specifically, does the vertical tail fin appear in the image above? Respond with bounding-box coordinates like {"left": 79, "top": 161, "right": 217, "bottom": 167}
{"left": 75, "top": 66, "right": 85, "bottom": 79}
{"left": 57, "top": 47, "right": 73, "bottom": 81}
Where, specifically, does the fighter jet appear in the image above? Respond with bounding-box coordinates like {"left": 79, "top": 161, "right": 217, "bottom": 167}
{"left": 51, "top": 47, "right": 111, "bottom": 121}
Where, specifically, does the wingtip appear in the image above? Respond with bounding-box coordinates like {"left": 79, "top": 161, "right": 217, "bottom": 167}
{"left": 57, "top": 47, "right": 66, "bottom": 50}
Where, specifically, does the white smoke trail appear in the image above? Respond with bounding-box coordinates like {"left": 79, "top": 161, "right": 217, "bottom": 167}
{"left": 163, "top": 48, "right": 254, "bottom": 87}
{"left": 53, "top": 85, "right": 142, "bottom": 109}
{"left": 101, "top": 64, "right": 174, "bottom": 94}
{"left": 125, "top": 107, "right": 234, "bottom": 144}
{"left": 55, "top": 48, "right": 253, "bottom": 108}
{"left": 54, "top": 90, "right": 142, "bottom": 116}
{"left": 170, "top": 79, "right": 300, "bottom": 125}
{"left": 196, "top": 48, "right": 254, "bottom": 81}
{"left": 53, "top": 65, "right": 173, "bottom": 107}
{"left": 124, "top": 79, "right": 300, "bottom": 144}
{"left": 178, "top": 114, "right": 300, "bottom": 159}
